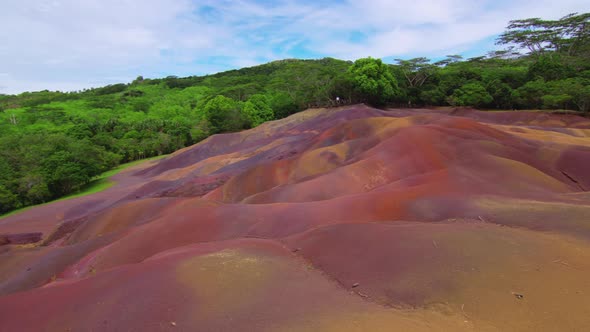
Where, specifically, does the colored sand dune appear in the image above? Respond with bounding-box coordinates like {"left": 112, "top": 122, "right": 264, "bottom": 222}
{"left": 1, "top": 105, "right": 590, "bottom": 331}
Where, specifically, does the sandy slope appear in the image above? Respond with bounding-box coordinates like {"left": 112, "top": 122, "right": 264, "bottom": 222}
{"left": 1, "top": 105, "right": 590, "bottom": 331}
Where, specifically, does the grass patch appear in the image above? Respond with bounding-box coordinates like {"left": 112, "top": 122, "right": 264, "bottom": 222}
{"left": 0, "top": 206, "right": 32, "bottom": 219}
{"left": 0, "top": 155, "right": 167, "bottom": 220}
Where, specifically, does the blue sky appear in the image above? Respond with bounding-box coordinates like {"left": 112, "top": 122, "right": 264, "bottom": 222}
{"left": 1, "top": 0, "right": 589, "bottom": 94}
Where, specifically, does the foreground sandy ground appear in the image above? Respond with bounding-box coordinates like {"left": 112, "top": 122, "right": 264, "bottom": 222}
{"left": 1, "top": 105, "right": 590, "bottom": 331}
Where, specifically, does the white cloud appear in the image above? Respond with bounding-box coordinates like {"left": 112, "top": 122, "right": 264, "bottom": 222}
{"left": 1, "top": 0, "right": 589, "bottom": 94}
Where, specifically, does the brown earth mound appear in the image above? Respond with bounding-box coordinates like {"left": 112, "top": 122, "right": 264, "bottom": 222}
{"left": 1, "top": 105, "right": 590, "bottom": 331}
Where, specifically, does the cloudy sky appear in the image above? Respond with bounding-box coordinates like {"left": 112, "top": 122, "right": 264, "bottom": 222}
{"left": 1, "top": 0, "right": 589, "bottom": 94}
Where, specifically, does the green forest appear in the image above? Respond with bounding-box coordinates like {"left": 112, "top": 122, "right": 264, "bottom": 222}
{"left": 0, "top": 13, "right": 589, "bottom": 214}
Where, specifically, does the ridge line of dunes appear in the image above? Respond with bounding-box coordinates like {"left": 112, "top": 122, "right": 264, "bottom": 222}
{"left": 1, "top": 105, "right": 590, "bottom": 331}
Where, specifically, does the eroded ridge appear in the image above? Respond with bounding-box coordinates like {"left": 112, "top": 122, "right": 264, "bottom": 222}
{"left": 1, "top": 105, "right": 590, "bottom": 331}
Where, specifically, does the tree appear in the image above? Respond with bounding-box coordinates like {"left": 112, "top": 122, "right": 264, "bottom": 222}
{"left": 395, "top": 57, "right": 437, "bottom": 88}
{"left": 269, "top": 92, "right": 300, "bottom": 119}
{"left": 348, "top": 57, "right": 400, "bottom": 106}
{"left": 243, "top": 94, "right": 274, "bottom": 127}
{"left": 131, "top": 76, "right": 145, "bottom": 85}
{"left": 94, "top": 84, "right": 127, "bottom": 96}
{"left": 449, "top": 82, "right": 493, "bottom": 108}
{"left": 486, "top": 48, "right": 521, "bottom": 60}
{"left": 496, "top": 13, "right": 590, "bottom": 56}
{"left": 496, "top": 18, "right": 554, "bottom": 55}
{"left": 528, "top": 54, "right": 574, "bottom": 81}
{"left": 18, "top": 174, "right": 51, "bottom": 204}
{"left": 513, "top": 79, "right": 548, "bottom": 109}
{"left": 395, "top": 58, "right": 438, "bottom": 105}
{"left": 434, "top": 55, "right": 463, "bottom": 67}
{"left": 203, "top": 95, "right": 246, "bottom": 133}
{"left": 542, "top": 94, "right": 572, "bottom": 109}
{"left": 547, "top": 13, "right": 590, "bottom": 56}
{"left": 420, "top": 87, "right": 446, "bottom": 105}
{"left": 42, "top": 151, "right": 91, "bottom": 196}
{"left": 0, "top": 184, "right": 18, "bottom": 213}
{"left": 130, "top": 99, "right": 151, "bottom": 113}
{"left": 546, "top": 78, "right": 590, "bottom": 112}
{"left": 485, "top": 79, "right": 514, "bottom": 109}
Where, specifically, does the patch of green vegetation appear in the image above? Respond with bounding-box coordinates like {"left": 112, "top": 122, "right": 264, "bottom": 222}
{"left": 0, "top": 206, "right": 32, "bottom": 219}
{"left": 0, "top": 155, "right": 166, "bottom": 219}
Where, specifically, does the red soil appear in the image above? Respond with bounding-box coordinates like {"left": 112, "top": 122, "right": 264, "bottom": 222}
{"left": 1, "top": 105, "right": 590, "bottom": 331}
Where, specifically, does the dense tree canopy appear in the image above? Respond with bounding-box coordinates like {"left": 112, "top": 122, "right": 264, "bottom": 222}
{"left": 243, "top": 94, "right": 274, "bottom": 127}
{"left": 348, "top": 57, "right": 400, "bottom": 106}
{"left": 203, "top": 95, "right": 245, "bottom": 133}
{"left": 449, "top": 82, "right": 493, "bottom": 107}
{"left": 497, "top": 13, "right": 590, "bottom": 57}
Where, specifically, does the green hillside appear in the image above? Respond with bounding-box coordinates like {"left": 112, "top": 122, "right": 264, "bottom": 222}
{"left": 0, "top": 13, "right": 589, "bottom": 214}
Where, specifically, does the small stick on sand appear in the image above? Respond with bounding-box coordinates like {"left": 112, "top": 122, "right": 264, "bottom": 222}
{"left": 432, "top": 240, "right": 438, "bottom": 249}
{"left": 478, "top": 216, "right": 485, "bottom": 223}
{"left": 552, "top": 259, "right": 578, "bottom": 269}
